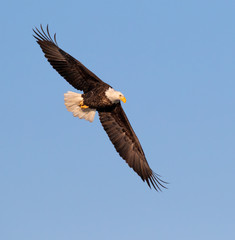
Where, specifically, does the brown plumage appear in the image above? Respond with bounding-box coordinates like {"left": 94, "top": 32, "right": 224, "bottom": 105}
{"left": 33, "top": 25, "right": 167, "bottom": 191}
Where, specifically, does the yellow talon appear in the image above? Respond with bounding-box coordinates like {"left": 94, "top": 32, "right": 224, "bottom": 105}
{"left": 80, "top": 105, "right": 89, "bottom": 109}
{"left": 79, "top": 100, "right": 89, "bottom": 109}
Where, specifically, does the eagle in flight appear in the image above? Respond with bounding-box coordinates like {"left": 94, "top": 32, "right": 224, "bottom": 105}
{"left": 33, "top": 25, "right": 167, "bottom": 191}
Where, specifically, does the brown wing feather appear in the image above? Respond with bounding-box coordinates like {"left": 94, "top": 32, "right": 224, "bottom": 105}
{"left": 98, "top": 103, "right": 167, "bottom": 191}
{"left": 33, "top": 25, "right": 108, "bottom": 93}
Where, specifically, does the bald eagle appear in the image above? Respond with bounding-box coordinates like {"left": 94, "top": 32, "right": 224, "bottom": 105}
{"left": 33, "top": 25, "right": 167, "bottom": 191}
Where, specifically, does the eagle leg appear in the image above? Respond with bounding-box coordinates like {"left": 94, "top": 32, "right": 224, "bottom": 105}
{"left": 80, "top": 105, "right": 89, "bottom": 109}
{"left": 79, "top": 100, "right": 89, "bottom": 109}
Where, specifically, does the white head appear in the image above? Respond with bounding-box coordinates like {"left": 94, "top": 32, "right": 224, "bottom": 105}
{"left": 105, "top": 87, "right": 126, "bottom": 104}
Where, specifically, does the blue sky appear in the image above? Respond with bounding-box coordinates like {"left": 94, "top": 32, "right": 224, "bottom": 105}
{"left": 1, "top": 1, "right": 235, "bottom": 239}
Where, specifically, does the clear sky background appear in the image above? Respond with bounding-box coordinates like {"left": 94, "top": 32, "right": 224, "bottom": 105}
{"left": 1, "top": 1, "right": 235, "bottom": 239}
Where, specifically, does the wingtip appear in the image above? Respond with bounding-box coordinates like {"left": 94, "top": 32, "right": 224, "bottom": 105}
{"left": 146, "top": 171, "right": 168, "bottom": 192}
{"left": 32, "top": 24, "right": 58, "bottom": 46}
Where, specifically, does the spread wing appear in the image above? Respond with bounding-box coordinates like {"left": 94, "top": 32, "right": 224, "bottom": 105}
{"left": 33, "top": 25, "right": 108, "bottom": 93}
{"left": 99, "top": 103, "right": 167, "bottom": 191}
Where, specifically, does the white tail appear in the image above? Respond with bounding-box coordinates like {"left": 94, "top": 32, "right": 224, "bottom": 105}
{"left": 64, "top": 91, "right": 96, "bottom": 122}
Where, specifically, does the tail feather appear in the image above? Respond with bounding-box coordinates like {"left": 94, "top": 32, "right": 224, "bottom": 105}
{"left": 64, "top": 91, "right": 96, "bottom": 122}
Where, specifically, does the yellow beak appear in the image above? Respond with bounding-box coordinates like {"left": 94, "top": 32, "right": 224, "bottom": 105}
{"left": 120, "top": 96, "right": 126, "bottom": 103}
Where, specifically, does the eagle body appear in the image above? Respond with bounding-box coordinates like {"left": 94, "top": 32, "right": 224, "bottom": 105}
{"left": 82, "top": 86, "right": 113, "bottom": 109}
{"left": 33, "top": 25, "right": 167, "bottom": 191}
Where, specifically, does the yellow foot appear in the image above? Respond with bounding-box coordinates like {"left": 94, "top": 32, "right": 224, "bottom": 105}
{"left": 79, "top": 100, "right": 89, "bottom": 109}
{"left": 80, "top": 105, "right": 89, "bottom": 109}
